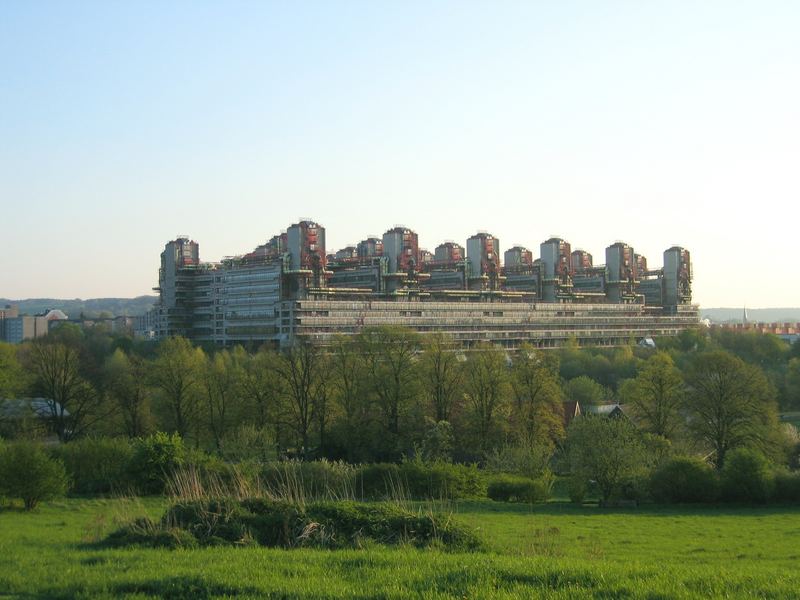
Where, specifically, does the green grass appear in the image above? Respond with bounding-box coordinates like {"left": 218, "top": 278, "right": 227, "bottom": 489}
{"left": 2, "top": 498, "right": 800, "bottom": 598}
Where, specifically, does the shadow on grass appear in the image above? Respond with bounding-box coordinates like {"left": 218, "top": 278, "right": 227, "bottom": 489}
{"left": 36, "top": 576, "right": 262, "bottom": 600}
{"left": 452, "top": 500, "right": 800, "bottom": 518}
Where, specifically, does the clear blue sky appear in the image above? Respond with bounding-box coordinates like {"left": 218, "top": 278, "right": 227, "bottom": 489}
{"left": 2, "top": 1, "right": 799, "bottom": 307}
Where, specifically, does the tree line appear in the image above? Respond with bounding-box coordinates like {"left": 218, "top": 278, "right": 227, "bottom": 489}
{"left": 1, "top": 323, "right": 799, "bottom": 470}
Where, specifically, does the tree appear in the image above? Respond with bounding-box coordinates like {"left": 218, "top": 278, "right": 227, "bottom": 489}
{"left": 23, "top": 341, "right": 105, "bottom": 441}
{"left": 463, "top": 343, "right": 511, "bottom": 455}
{"left": 563, "top": 375, "right": 608, "bottom": 406}
{"left": 0, "top": 342, "right": 26, "bottom": 397}
{"left": 785, "top": 358, "right": 800, "bottom": 410}
{"left": 684, "top": 351, "right": 779, "bottom": 469}
{"left": 148, "top": 337, "right": 205, "bottom": 439}
{"left": 0, "top": 442, "right": 68, "bottom": 509}
{"left": 239, "top": 347, "right": 280, "bottom": 430}
{"left": 620, "top": 352, "right": 685, "bottom": 439}
{"left": 567, "top": 415, "right": 647, "bottom": 504}
{"left": 358, "top": 327, "right": 421, "bottom": 450}
{"left": 272, "top": 341, "right": 327, "bottom": 459}
{"left": 420, "top": 333, "right": 464, "bottom": 422}
{"left": 510, "top": 345, "right": 564, "bottom": 447}
{"left": 104, "top": 349, "right": 151, "bottom": 437}
{"left": 201, "top": 349, "right": 244, "bottom": 452}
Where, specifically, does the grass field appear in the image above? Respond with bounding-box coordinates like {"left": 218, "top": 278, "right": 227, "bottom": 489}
{"left": 2, "top": 498, "right": 800, "bottom": 598}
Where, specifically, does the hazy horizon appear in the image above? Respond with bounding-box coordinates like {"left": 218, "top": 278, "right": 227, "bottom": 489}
{"left": 2, "top": 2, "right": 799, "bottom": 307}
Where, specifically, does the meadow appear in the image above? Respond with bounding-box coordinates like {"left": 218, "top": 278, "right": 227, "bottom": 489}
{"left": 2, "top": 498, "right": 799, "bottom": 599}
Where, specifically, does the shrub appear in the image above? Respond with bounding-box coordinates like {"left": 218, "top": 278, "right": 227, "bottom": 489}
{"left": 128, "top": 432, "right": 186, "bottom": 494}
{"left": 108, "top": 498, "right": 483, "bottom": 551}
{"left": 355, "top": 463, "right": 402, "bottom": 500}
{"left": 398, "top": 460, "right": 485, "bottom": 500}
{"left": 487, "top": 473, "right": 551, "bottom": 503}
{"left": 649, "top": 457, "right": 719, "bottom": 504}
{"left": 0, "top": 441, "right": 68, "bottom": 509}
{"left": 567, "top": 476, "right": 587, "bottom": 504}
{"left": 484, "top": 443, "right": 553, "bottom": 480}
{"left": 51, "top": 437, "right": 134, "bottom": 495}
{"left": 771, "top": 470, "right": 800, "bottom": 503}
{"left": 720, "top": 448, "right": 773, "bottom": 503}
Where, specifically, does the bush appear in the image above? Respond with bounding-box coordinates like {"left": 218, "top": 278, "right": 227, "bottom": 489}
{"left": 720, "top": 448, "right": 773, "bottom": 503}
{"left": 484, "top": 443, "right": 553, "bottom": 480}
{"left": 108, "top": 498, "right": 483, "bottom": 551}
{"left": 355, "top": 463, "right": 402, "bottom": 500}
{"left": 0, "top": 441, "right": 68, "bottom": 509}
{"left": 51, "top": 437, "right": 134, "bottom": 495}
{"left": 128, "top": 432, "right": 186, "bottom": 494}
{"left": 567, "top": 476, "right": 587, "bottom": 504}
{"left": 649, "top": 457, "right": 719, "bottom": 504}
{"left": 487, "top": 473, "right": 551, "bottom": 503}
{"left": 398, "top": 460, "right": 485, "bottom": 500}
{"left": 771, "top": 470, "right": 800, "bottom": 503}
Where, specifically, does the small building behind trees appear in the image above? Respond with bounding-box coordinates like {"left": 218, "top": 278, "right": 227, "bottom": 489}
{"left": 0, "top": 398, "right": 69, "bottom": 440}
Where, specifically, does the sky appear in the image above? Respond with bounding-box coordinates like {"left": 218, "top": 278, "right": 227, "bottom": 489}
{"left": 1, "top": 1, "right": 799, "bottom": 307}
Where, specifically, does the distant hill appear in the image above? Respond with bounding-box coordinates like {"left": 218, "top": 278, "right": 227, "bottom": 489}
{"left": 1, "top": 296, "right": 157, "bottom": 319}
{"left": 700, "top": 308, "right": 800, "bottom": 324}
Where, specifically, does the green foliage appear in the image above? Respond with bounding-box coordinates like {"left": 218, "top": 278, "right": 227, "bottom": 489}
{"left": 649, "top": 457, "right": 719, "bottom": 503}
{"left": 484, "top": 442, "right": 553, "bottom": 480}
{"left": 686, "top": 351, "right": 779, "bottom": 469}
{"left": 354, "top": 461, "right": 484, "bottom": 501}
{"left": 355, "top": 463, "right": 402, "bottom": 500}
{"left": 771, "top": 470, "right": 800, "bottom": 503}
{"left": 786, "top": 358, "right": 800, "bottom": 410}
{"left": 567, "top": 475, "right": 587, "bottom": 504}
{"left": 620, "top": 352, "right": 685, "bottom": 438}
{"left": 108, "top": 498, "right": 482, "bottom": 551}
{"left": 462, "top": 343, "right": 511, "bottom": 454}
{"left": 219, "top": 424, "right": 276, "bottom": 462}
{"left": 563, "top": 375, "right": 608, "bottom": 406}
{"left": 129, "top": 432, "right": 186, "bottom": 494}
{"left": 487, "top": 473, "right": 552, "bottom": 503}
{"left": 0, "top": 441, "right": 68, "bottom": 509}
{"left": 720, "top": 448, "right": 773, "bottom": 503}
{"left": 420, "top": 419, "right": 454, "bottom": 462}
{"left": 261, "top": 460, "right": 356, "bottom": 500}
{"left": 397, "top": 460, "right": 485, "bottom": 500}
{"left": 0, "top": 342, "right": 26, "bottom": 397}
{"left": 566, "top": 416, "right": 648, "bottom": 504}
{"left": 51, "top": 437, "right": 134, "bottom": 494}
{"left": 510, "top": 345, "right": 564, "bottom": 447}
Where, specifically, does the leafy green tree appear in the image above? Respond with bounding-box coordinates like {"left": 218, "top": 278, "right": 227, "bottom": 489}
{"left": 566, "top": 415, "right": 647, "bottom": 504}
{"left": 719, "top": 447, "right": 773, "bottom": 503}
{"left": 510, "top": 345, "right": 564, "bottom": 447}
{"left": 620, "top": 352, "right": 685, "bottom": 439}
{"left": 463, "top": 343, "right": 511, "bottom": 455}
{"left": 201, "top": 349, "right": 244, "bottom": 452}
{"left": 685, "top": 351, "right": 779, "bottom": 469}
{"left": 420, "top": 333, "right": 464, "bottom": 422}
{"left": 785, "top": 358, "right": 800, "bottom": 410}
{"left": 104, "top": 349, "right": 152, "bottom": 437}
{"left": 23, "top": 341, "right": 105, "bottom": 441}
{"left": 148, "top": 337, "right": 205, "bottom": 439}
{"left": 328, "top": 335, "right": 373, "bottom": 461}
{"left": 0, "top": 342, "right": 26, "bottom": 397}
{"left": 0, "top": 441, "right": 68, "bottom": 509}
{"left": 358, "top": 327, "right": 422, "bottom": 455}
{"left": 239, "top": 347, "right": 280, "bottom": 430}
{"left": 272, "top": 341, "right": 328, "bottom": 458}
{"left": 563, "top": 375, "right": 608, "bottom": 406}
{"left": 420, "top": 419, "right": 454, "bottom": 462}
